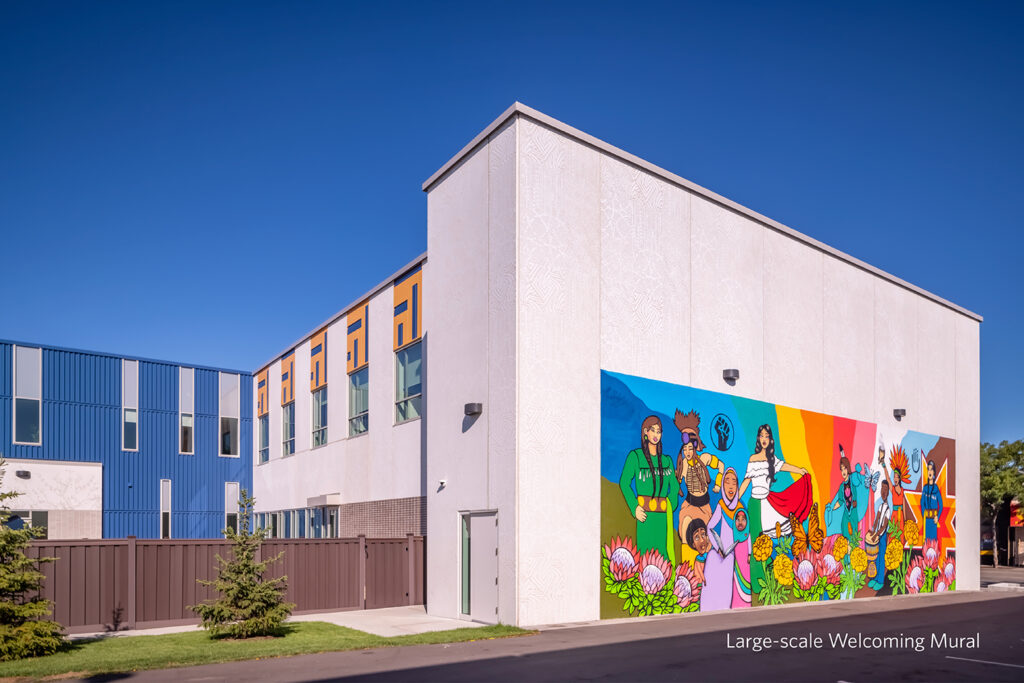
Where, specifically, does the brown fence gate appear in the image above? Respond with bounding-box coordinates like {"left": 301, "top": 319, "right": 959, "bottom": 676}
{"left": 27, "top": 534, "right": 426, "bottom": 634}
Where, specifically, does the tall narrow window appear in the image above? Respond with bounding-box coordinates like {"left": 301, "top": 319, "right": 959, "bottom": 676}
{"left": 160, "top": 479, "right": 172, "bottom": 539}
{"left": 13, "top": 346, "right": 42, "bottom": 445}
{"left": 348, "top": 368, "right": 368, "bottom": 436}
{"left": 219, "top": 372, "right": 239, "bottom": 457}
{"left": 179, "top": 367, "right": 194, "bottom": 454}
{"left": 461, "top": 514, "right": 471, "bottom": 615}
{"left": 122, "top": 359, "right": 139, "bottom": 451}
{"left": 395, "top": 341, "right": 422, "bottom": 424}
{"left": 259, "top": 414, "right": 270, "bottom": 463}
{"left": 224, "top": 482, "right": 239, "bottom": 533}
{"left": 282, "top": 402, "right": 295, "bottom": 455}
{"left": 312, "top": 386, "right": 328, "bottom": 446}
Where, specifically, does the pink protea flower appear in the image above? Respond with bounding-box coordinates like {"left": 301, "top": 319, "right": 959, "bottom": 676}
{"left": 792, "top": 551, "right": 818, "bottom": 591}
{"left": 942, "top": 556, "right": 956, "bottom": 584}
{"left": 674, "top": 561, "right": 702, "bottom": 608}
{"left": 604, "top": 536, "right": 640, "bottom": 582}
{"left": 637, "top": 549, "right": 672, "bottom": 595}
{"left": 906, "top": 557, "right": 926, "bottom": 594}
{"left": 815, "top": 553, "right": 843, "bottom": 585}
{"left": 933, "top": 578, "right": 948, "bottom": 592}
{"left": 922, "top": 539, "right": 941, "bottom": 570}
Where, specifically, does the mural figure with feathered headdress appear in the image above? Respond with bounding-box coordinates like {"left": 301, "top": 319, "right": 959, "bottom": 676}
{"left": 879, "top": 442, "right": 912, "bottom": 532}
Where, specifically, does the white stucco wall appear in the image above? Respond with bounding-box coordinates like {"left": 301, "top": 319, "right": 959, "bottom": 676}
{"left": 252, "top": 270, "right": 425, "bottom": 515}
{"left": 425, "top": 120, "right": 519, "bottom": 624}
{"left": 505, "top": 113, "right": 982, "bottom": 623}
{"left": 0, "top": 458, "right": 103, "bottom": 538}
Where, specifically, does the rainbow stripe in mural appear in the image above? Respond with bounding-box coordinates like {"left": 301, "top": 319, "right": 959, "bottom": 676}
{"left": 600, "top": 370, "right": 956, "bottom": 618}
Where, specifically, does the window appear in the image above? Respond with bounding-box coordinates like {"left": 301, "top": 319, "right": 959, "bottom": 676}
{"left": 2, "top": 510, "right": 47, "bottom": 538}
{"left": 461, "top": 514, "right": 471, "bottom": 615}
{"left": 179, "top": 367, "right": 194, "bottom": 454}
{"left": 13, "top": 346, "right": 42, "bottom": 445}
{"left": 312, "top": 386, "right": 328, "bottom": 446}
{"left": 282, "top": 402, "right": 295, "bottom": 455}
{"left": 395, "top": 341, "right": 422, "bottom": 423}
{"left": 224, "top": 482, "right": 239, "bottom": 533}
{"left": 160, "top": 479, "right": 172, "bottom": 539}
{"left": 348, "top": 368, "right": 368, "bottom": 436}
{"left": 219, "top": 372, "right": 240, "bottom": 457}
{"left": 258, "top": 414, "right": 269, "bottom": 463}
{"left": 122, "top": 359, "right": 139, "bottom": 451}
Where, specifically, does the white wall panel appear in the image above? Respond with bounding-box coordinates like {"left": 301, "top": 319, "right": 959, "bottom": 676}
{"left": 689, "top": 196, "right": 764, "bottom": 400}
{"left": 916, "top": 299, "right": 957, "bottom": 438}
{"left": 763, "top": 230, "right": 823, "bottom": 412}
{"left": 516, "top": 118, "right": 601, "bottom": 625}
{"left": 955, "top": 316, "right": 980, "bottom": 590}
{"left": 874, "top": 279, "right": 919, "bottom": 435}
{"left": 600, "top": 154, "right": 690, "bottom": 385}
{"left": 823, "top": 257, "right": 875, "bottom": 422}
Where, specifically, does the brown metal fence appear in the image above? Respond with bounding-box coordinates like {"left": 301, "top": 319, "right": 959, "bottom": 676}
{"left": 26, "top": 535, "right": 425, "bottom": 634}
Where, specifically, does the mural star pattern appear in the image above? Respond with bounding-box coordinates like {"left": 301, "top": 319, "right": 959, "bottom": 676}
{"left": 904, "top": 461, "right": 956, "bottom": 553}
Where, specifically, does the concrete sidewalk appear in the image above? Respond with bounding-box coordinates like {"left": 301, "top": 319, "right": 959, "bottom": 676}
{"left": 69, "top": 605, "right": 481, "bottom": 641}
{"left": 981, "top": 565, "right": 1024, "bottom": 588}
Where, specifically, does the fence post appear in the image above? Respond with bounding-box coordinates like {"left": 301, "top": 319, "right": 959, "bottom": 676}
{"left": 126, "top": 536, "right": 137, "bottom": 630}
{"left": 407, "top": 533, "right": 415, "bottom": 605}
{"left": 358, "top": 535, "right": 366, "bottom": 610}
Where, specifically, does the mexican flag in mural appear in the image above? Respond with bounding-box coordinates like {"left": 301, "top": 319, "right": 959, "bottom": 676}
{"left": 600, "top": 371, "right": 956, "bottom": 619}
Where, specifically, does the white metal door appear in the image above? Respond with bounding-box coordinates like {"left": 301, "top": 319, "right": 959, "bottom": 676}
{"left": 462, "top": 512, "right": 498, "bottom": 624}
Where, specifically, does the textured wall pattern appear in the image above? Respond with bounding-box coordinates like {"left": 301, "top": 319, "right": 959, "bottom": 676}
{"left": 337, "top": 495, "right": 426, "bottom": 538}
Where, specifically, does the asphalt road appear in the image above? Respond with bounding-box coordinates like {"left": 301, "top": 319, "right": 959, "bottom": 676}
{"left": 84, "top": 592, "right": 1024, "bottom": 683}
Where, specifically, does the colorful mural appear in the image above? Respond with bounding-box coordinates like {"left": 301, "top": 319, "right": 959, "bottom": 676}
{"left": 600, "top": 370, "right": 956, "bottom": 618}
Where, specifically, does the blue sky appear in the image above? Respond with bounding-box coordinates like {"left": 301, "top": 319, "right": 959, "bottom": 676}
{"left": 1, "top": 2, "right": 1020, "bottom": 443}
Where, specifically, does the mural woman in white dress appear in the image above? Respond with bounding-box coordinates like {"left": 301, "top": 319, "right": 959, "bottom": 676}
{"left": 739, "top": 424, "right": 813, "bottom": 540}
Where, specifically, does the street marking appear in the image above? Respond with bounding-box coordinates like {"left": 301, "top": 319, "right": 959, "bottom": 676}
{"left": 945, "top": 656, "right": 1024, "bottom": 669}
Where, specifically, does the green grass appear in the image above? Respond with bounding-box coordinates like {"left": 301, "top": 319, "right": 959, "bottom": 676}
{"left": 0, "top": 621, "right": 532, "bottom": 681}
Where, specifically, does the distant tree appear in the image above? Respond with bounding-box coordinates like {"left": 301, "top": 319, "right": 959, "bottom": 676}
{"left": 190, "top": 490, "right": 294, "bottom": 638}
{"left": 0, "top": 457, "right": 65, "bottom": 660}
{"left": 980, "top": 440, "right": 1024, "bottom": 567}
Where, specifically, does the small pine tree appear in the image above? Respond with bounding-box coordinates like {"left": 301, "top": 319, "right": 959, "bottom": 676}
{"left": 190, "top": 489, "right": 294, "bottom": 638}
{"left": 0, "top": 457, "right": 65, "bottom": 661}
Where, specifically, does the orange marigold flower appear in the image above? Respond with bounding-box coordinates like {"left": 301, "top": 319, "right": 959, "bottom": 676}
{"left": 832, "top": 536, "right": 849, "bottom": 560}
{"left": 903, "top": 520, "right": 920, "bottom": 548}
{"left": 753, "top": 534, "right": 773, "bottom": 563}
{"left": 885, "top": 540, "right": 904, "bottom": 570}
{"left": 850, "top": 547, "right": 868, "bottom": 573}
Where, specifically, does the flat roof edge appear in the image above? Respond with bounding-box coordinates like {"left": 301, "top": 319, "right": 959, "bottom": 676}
{"left": 255, "top": 251, "right": 428, "bottom": 373}
{"left": 0, "top": 338, "right": 251, "bottom": 375}
{"left": 422, "top": 103, "right": 982, "bottom": 323}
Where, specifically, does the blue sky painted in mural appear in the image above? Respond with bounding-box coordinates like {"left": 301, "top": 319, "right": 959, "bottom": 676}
{"left": 1, "top": 2, "right": 1019, "bottom": 442}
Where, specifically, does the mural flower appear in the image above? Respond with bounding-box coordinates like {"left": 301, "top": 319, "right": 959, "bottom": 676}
{"left": 637, "top": 550, "right": 671, "bottom": 595}
{"left": 792, "top": 553, "right": 818, "bottom": 591}
{"left": 942, "top": 556, "right": 956, "bottom": 584}
{"left": 815, "top": 553, "right": 843, "bottom": 585}
{"left": 903, "top": 520, "right": 920, "bottom": 548}
{"left": 753, "top": 534, "right": 773, "bottom": 563}
{"left": 674, "top": 562, "right": 702, "bottom": 609}
{"left": 604, "top": 536, "right": 641, "bottom": 582}
{"left": 933, "top": 578, "right": 948, "bottom": 592}
{"left": 884, "top": 539, "right": 904, "bottom": 571}
{"left": 906, "top": 558, "right": 926, "bottom": 594}
{"left": 922, "top": 540, "right": 941, "bottom": 570}
{"left": 850, "top": 547, "right": 868, "bottom": 573}
{"left": 773, "top": 553, "right": 794, "bottom": 587}
{"left": 831, "top": 535, "right": 849, "bottom": 561}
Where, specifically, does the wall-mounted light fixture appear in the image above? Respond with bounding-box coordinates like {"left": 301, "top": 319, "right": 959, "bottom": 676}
{"left": 893, "top": 408, "right": 906, "bottom": 421}
{"left": 723, "top": 369, "right": 739, "bottom": 385}
{"left": 464, "top": 402, "right": 483, "bottom": 416}
{"left": 15, "top": 470, "right": 30, "bottom": 479}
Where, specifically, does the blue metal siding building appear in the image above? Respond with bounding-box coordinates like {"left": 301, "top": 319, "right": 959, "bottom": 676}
{"left": 0, "top": 341, "right": 252, "bottom": 539}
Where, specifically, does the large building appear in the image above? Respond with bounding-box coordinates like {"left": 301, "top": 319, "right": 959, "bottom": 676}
{"left": 0, "top": 341, "right": 252, "bottom": 539}
{"left": 1, "top": 104, "right": 981, "bottom": 627}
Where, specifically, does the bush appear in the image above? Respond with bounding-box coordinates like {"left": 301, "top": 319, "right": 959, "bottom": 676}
{"left": 190, "top": 490, "right": 294, "bottom": 638}
{"left": 0, "top": 458, "right": 66, "bottom": 660}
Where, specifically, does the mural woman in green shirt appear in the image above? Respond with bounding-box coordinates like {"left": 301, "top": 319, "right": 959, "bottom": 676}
{"left": 618, "top": 415, "right": 680, "bottom": 565}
